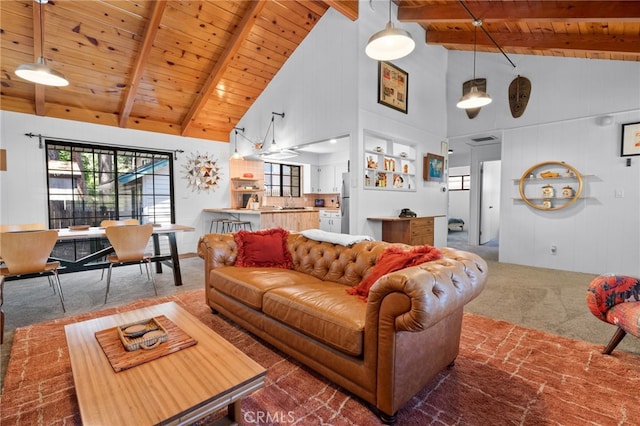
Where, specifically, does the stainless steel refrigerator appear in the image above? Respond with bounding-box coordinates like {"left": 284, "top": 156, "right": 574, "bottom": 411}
{"left": 341, "top": 172, "right": 350, "bottom": 234}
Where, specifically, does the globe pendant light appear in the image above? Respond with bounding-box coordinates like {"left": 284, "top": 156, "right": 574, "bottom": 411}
{"left": 366, "top": 0, "right": 415, "bottom": 61}
{"left": 15, "top": 0, "right": 69, "bottom": 87}
{"left": 456, "top": 20, "right": 491, "bottom": 109}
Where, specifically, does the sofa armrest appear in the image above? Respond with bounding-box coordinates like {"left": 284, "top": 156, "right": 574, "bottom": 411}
{"left": 197, "top": 233, "right": 237, "bottom": 273}
{"left": 366, "top": 249, "right": 487, "bottom": 332}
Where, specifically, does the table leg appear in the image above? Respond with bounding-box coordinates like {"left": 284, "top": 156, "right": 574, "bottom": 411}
{"left": 152, "top": 234, "right": 163, "bottom": 274}
{"left": 228, "top": 399, "right": 242, "bottom": 423}
{"left": 167, "top": 232, "right": 183, "bottom": 286}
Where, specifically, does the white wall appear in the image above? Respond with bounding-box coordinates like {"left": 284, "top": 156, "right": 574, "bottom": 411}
{"left": 0, "top": 111, "right": 229, "bottom": 253}
{"left": 234, "top": 2, "right": 451, "bottom": 246}
{"left": 446, "top": 52, "right": 640, "bottom": 275}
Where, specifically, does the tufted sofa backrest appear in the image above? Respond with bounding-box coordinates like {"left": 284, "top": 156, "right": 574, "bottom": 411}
{"left": 287, "top": 234, "right": 394, "bottom": 286}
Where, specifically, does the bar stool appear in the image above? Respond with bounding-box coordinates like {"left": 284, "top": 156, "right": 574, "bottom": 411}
{"left": 209, "top": 218, "right": 232, "bottom": 233}
{"left": 227, "top": 220, "right": 252, "bottom": 232}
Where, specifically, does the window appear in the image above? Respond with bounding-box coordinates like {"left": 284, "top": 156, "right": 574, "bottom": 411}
{"left": 46, "top": 141, "right": 175, "bottom": 228}
{"left": 448, "top": 174, "right": 471, "bottom": 191}
{"left": 264, "top": 162, "right": 301, "bottom": 197}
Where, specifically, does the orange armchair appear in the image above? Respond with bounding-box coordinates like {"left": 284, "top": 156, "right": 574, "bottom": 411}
{"left": 587, "top": 274, "right": 640, "bottom": 354}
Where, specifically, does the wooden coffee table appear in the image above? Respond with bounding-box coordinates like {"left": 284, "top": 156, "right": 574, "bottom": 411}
{"left": 64, "top": 302, "right": 266, "bottom": 425}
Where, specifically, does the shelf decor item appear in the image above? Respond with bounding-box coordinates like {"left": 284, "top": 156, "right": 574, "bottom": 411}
{"left": 562, "top": 185, "right": 575, "bottom": 198}
{"left": 620, "top": 121, "right": 640, "bottom": 157}
{"left": 378, "top": 61, "right": 408, "bottom": 113}
{"left": 424, "top": 153, "right": 444, "bottom": 182}
{"left": 542, "top": 184, "right": 555, "bottom": 198}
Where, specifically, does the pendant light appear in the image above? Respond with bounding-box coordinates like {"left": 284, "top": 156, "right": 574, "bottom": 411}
{"left": 15, "top": 0, "right": 69, "bottom": 87}
{"left": 365, "top": 0, "right": 415, "bottom": 61}
{"left": 456, "top": 20, "right": 491, "bottom": 109}
{"left": 267, "top": 112, "right": 285, "bottom": 152}
{"left": 230, "top": 129, "right": 244, "bottom": 160}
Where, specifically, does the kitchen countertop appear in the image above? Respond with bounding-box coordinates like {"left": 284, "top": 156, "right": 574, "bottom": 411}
{"left": 204, "top": 208, "right": 322, "bottom": 215}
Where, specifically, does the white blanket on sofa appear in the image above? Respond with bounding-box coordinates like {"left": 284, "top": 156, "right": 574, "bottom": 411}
{"left": 300, "top": 229, "right": 373, "bottom": 247}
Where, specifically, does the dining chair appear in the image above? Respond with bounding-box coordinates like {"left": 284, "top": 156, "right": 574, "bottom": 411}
{"left": 0, "top": 229, "right": 64, "bottom": 343}
{"left": 99, "top": 219, "right": 141, "bottom": 279}
{"left": 0, "top": 223, "right": 46, "bottom": 261}
{"left": 103, "top": 223, "right": 157, "bottom": 303}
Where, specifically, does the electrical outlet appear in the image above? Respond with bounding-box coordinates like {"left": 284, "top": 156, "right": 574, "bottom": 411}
{"left": 550, "top": 245, "right": 557, "bottom": 254}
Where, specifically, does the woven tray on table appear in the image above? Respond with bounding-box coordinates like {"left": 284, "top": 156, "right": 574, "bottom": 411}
{"left": 95, "top": 315, "right": 197, "bottom": 372}
{"left": 117, "top": 317, "right": 168, "bottom": 351}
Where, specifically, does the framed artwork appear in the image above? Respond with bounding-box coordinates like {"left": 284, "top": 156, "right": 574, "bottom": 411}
{"left": 378, "top": 61, "right": 408, "bottom": 113}
{"left": 621, "top": 121, "right": 640, "bottom": 157}
{"left": 424, "top": 153, "right": 444, "bottom": 182}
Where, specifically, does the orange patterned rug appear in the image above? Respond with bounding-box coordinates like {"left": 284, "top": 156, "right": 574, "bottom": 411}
{"left": 2, "top": 289, "right": 639, "bottom": 425}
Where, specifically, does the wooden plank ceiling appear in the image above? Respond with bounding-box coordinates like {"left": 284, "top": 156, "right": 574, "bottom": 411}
{"left": 1, "top": 1, "right": 638, "bottom": 143}
{"left": 398, "top": 1, "right": 640, "bottom": 62}
{"left": 0, "top": 0, "right": 357, "bottom": 142}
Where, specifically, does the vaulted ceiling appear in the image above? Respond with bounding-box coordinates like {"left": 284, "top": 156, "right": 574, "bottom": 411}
{"left": 1, "top": 1, "right": 638, "bottom": 144}
{"left": 399, "top": 1, "right": 640, "bottom": 62}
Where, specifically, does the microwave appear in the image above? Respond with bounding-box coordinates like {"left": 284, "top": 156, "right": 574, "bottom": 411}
{"left": 314, "top": 199, "right": 325, "bottom": 207}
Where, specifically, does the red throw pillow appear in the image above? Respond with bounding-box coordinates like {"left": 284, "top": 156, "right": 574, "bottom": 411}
{"left": 347, "top": 245, "right": 442, "bottom": 301}
{"left": 233, "top": 228, "right": 293, "bottom": 269}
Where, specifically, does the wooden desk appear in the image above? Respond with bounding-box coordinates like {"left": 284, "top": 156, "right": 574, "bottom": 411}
{"left": 65, "top": 302, "right": 266, "bottom": 425}
{"left": 368, "top": 216, "right": 434, "bottom": 246}
{"left": 1, "top": 224, "right": 194, "bottom": 286}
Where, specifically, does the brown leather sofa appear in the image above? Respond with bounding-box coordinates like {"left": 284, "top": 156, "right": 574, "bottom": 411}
{"left": 198, "top": 232, "right": 487, "bottom": 424}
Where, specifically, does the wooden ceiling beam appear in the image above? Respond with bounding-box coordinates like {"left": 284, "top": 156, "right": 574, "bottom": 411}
{"left": 118, "top": 0, "right": 167, "bottom": 128}
{"left": 398, "top": 1, "right": 640, "bottom": 23}
{"left": 427, "top": 30, "right": 640, "bottom": 56}
{"left": 323, "top": 0, "right": 359, "bottom": 21}
{"left": 180, "top": 1, "right": 267, "bottom": 137}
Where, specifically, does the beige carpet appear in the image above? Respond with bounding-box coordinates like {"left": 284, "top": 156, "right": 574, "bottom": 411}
{"left": 2, "top": 289, "right": 639, "bottom": 425}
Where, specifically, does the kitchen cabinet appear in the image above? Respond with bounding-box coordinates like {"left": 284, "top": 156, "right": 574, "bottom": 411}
{"left": 260, "top": 210, "right": 319, "bottom": 232}
{"left": 304, "top": 164, "right": 319, "bottom": 194}
{"left": 316, "top": 163, "right": 347, "bottom": 193}
{"left": 319, "top": 210, "right": 340, "bottom": 233}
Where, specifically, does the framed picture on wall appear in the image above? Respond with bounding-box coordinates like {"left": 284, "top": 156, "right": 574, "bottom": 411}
{"left": 621, "top": 121, "right": 640, "bottom": 157}
{"left": 378, "top": 61, "right": 408, "bottom": 113}
{"left": 424, "top": 153, "right": 444, "bottom": 182}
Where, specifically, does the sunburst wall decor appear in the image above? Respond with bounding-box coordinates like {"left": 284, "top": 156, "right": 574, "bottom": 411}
{"left": 182, "top": 152, "right": 222, "bottom": 193}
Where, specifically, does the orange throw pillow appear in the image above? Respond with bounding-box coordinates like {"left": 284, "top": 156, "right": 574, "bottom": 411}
{"left": 348, "top": 245, "right": 442, "bottom": 301}
{"left": 234, "top": 228, "right": 293, "bottom": 269}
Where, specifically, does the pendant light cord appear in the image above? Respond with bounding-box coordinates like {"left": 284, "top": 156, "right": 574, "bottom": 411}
{"left": 472, "top": 24, "right": 477, "bottom": 81}
{"left": 38, "top": 0, "right": 44, "bottom": 59}
{"left": 457, "top": 0, "right": 516, "bottom": 69}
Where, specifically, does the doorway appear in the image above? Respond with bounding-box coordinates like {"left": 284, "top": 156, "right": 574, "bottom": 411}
{"left": 479, "top": 160, "right": 501, "bottom": 245}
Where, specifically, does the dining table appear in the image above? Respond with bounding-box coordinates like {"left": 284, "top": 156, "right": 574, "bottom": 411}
{"left": 18, "top": 224, "right": 195, "bottom": 286}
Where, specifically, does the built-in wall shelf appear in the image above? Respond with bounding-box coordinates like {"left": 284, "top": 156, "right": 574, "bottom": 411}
{"left": 363, "top": 132, "right": 416, "bottom": 192}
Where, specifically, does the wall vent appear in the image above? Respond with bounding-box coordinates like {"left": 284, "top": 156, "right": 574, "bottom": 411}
{"left": 471, "top": 135, "right": 498, "bottom": 143}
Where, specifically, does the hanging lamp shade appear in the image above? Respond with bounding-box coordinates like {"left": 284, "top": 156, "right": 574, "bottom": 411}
{"left": 457, "top": 86, "right": 492, "bottom": 109}
{"left": 366, "top": 21, "right": 415, "bottom": 61}
{"left": 15, "top": 0, "right": 69, "bottom": 87}
{"left": 456, "top": 20, "right": 491, "bottom": 110}
{"left": 15, "top": 56, "right": 69, "bottom": 87}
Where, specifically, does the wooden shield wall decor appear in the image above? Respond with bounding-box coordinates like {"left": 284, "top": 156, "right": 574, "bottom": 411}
{"left": 462, "top": 78, "right": 486, "bottom": 119}
{"left": 509, "top": 75, "right": 531, "bottom": 118}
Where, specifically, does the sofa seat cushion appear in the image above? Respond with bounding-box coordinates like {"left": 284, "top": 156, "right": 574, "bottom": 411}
{"left": 262, "top": 282, "right": 367, "bottom": 356}
{"left": 210, "top": 267, "right": 325, "bottom": 311}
